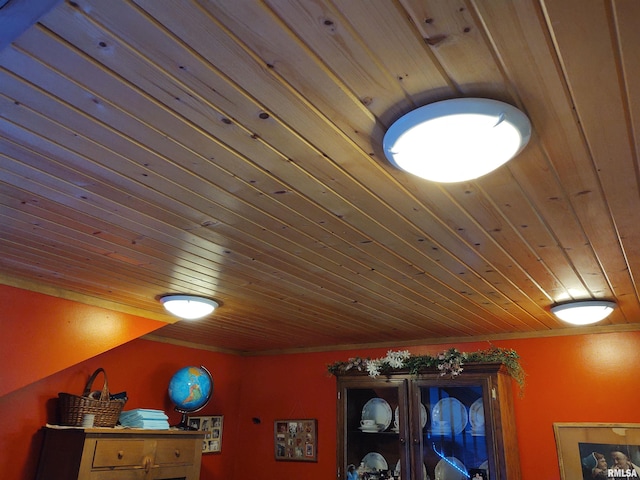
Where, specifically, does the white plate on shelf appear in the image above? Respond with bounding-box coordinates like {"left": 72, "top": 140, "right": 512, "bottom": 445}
{"left": 395, "top": 460, "right": 428, "bottom": 480}
{"left": 394, "top": 406, "right": 399, "bottom": 431}
{"left": 420, "top": 402, "right": 428, "bottom": 429}
{"left": 358, "top": 426, "right": 380, "bottom": 433}
{"left": 431, "top": 397, "right": 468, "bottom": 435}
{"left": 469, "top": 398, "right": 485, "bottom": 434}
{"left": 359, "top": 427, "right": 381, "bottom": 433}
{"left": 362, "top": 398, "right": 392, "bottom": 431}
{"left": 362, "top": 452, "right": 388, "bottom": 471}
{"left": 393, "top": 403, "right": 427, "bottom": 430}
{"left": 434, "top": 457, "right": 467, "bottom": 480}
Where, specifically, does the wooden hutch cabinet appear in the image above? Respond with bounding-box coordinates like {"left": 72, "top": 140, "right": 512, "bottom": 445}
{"left": 36, "top": 427, "right": 205, "bottom": 480}
{"left": 336, "top": 363, "right": 520, "bottom": 480}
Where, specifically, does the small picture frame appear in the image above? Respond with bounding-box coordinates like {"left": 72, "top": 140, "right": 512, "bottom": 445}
{"left": 274, "top": 418, "right": 318, "bottom": 462}
{"left": 188, "top": 415, "right": 224, "bottom": 453}
{"left": 554, "top": 422, "right": 640, "bottom": 479}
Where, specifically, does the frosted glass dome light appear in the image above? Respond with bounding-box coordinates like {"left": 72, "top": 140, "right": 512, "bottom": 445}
{"left": 160, "top": 295, "right": 218, "bottom": 320}
{"left": 550, "top": 300, "right": 616, "bottom": 325}
{"left": 383, "top": 98, "right": 531, "bottom": 183}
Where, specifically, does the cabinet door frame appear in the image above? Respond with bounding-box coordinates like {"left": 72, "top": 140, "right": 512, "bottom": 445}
{"left": 335, "top": 363, "right": 520, "bottom": 480}
{"left": 336, "top": 374, "right": 410, "bottom": 480}
{"left": 410, "top": 373, "right": 496, "bottom": 479}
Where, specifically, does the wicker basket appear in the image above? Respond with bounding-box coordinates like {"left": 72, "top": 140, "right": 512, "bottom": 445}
{"left": 58, "top": 368, "right": 126, "bottom": 427}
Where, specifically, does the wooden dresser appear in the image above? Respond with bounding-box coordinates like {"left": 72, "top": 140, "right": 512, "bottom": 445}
{"left": 36, "top": 426, "right": 205, "bottom": 480}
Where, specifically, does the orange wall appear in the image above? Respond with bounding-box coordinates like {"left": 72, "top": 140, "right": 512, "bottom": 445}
{"left": 0, "top": 284, "right": 165, "bottom": 396}
{"left": 2, "top": 286, "right": 640, "bottom": 479}
{"left": 0, "top": 338, "right": 244, "bottom": 479}
{"left": 506, "top": 333, "right": 640, "bottom": 477}
{"left": 233, "top": 333, "right": 640, "bottom": 480}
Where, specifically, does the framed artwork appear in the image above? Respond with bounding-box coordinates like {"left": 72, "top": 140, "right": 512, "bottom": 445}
{"left": 274, "top": 418, "right": 318, "bottom": 462}
{"left": 188, "top": 415, "right": 224, "bottom": 453}
{"left": 554, "top": 422, "right": 640, "bottom": 479}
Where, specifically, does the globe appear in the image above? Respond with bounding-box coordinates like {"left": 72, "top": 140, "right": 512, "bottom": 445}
{"left": 168, "top": 365, "right": 213, "bottom": 429}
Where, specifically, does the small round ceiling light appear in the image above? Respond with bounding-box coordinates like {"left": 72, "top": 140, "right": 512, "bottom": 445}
{"left": 160, "top": 295, "right": 218, "bottom": 320}
{"left": 550, "top": 300, "right": 616, "bottom": 325}
{"left": 383, "top": 98, "right": 531, "bottom": 183}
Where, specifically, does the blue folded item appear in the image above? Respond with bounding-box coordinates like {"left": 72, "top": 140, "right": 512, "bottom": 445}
{"left": 125, "top": 419, "right": 170, "bottom": 429}
{"left": 119, "top": 409, "right": 170, "bottom": 429}
{"left": 120, "top": 409, "right": 168, "bottom": 420}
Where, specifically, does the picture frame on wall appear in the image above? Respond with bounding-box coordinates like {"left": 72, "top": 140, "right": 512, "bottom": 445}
{"left": 188, "top": 415, "right": 224, "bottom": 453}
{"left": 554, "top": 422, "right": 640, "bottom": 479}
{"left": 274, "top": 418, "right": 318, "bottom": 462}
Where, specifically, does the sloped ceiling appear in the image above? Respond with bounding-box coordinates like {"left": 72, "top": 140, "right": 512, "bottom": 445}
{"left": 1, "top": 0, "right": 640, "bottom": 354}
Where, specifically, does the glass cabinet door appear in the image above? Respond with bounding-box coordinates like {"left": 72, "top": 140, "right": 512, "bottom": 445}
{"left": 340, "top": 378, "right": 409, "bottom": 480}
{"left": 416, "top": 383, "right": 490, "bottom": 480}
{"left": 337, "top": 364, "right": 519, "bottom": 480}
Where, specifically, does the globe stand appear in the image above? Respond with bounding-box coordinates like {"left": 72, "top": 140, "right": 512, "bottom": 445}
{"left": 173, "top": 408, "right": 198, "bottom": 430}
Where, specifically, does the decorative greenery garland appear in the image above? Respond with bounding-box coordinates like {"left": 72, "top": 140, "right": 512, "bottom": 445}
{"left": 328, "top": 346, "right": 526, "bottom": 395}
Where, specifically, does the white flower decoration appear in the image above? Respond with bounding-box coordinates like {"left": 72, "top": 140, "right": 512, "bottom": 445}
{"left": 385, "top": 349, "right": 410, "bottom": 369}
{"left": 365, "top": 359, "right": 382, "bottom": 377}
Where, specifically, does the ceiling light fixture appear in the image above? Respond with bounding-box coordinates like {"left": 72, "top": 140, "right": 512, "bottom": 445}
{"left": 550, "top": 300, "right": 616, "bottom": 325}
{"left": 383, "top": 98, "right": 532, "bottom": 183}
{"left": 160, "top": 295, "right": 218, "bottom": 320}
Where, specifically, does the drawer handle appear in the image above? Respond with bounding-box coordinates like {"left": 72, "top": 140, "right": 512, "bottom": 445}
{"left": 144, "top": 456, "right": 152, "bottom": 473}
{"left": 175, "top": 449, "right": 181, "bottom": 458}
{"left": 117, "top": 450, "right": 124, "bottom": 460}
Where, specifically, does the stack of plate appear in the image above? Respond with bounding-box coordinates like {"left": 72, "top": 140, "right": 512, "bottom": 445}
{"left": 360, "top": 398, "right": 392, "bottom": 432}
{"left": 430, "top": 398, "right": 468, "bottom": 435}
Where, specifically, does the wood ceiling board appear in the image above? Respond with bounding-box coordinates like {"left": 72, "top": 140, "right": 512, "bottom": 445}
{"left": 2, "top": 0, "right": 639, "bottom": 353}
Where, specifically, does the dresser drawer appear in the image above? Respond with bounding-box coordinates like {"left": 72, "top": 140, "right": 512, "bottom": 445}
{"left": 155, "top": 438, "right": 197, "bottom": 465}
{"left": 37, "top": 427, "right": 204, "bottom": 480}
{"left": 93, "top": 439, "right": 149, "bottom": 468}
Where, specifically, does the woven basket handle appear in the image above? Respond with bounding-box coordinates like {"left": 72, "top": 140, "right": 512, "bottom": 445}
{"left": 82, "top": 368, "right": 110, "bottom": 401}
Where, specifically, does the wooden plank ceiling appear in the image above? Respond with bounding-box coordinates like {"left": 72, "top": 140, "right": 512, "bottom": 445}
{"left": 1, "top": 0, "right": 639, "bottom": 354}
